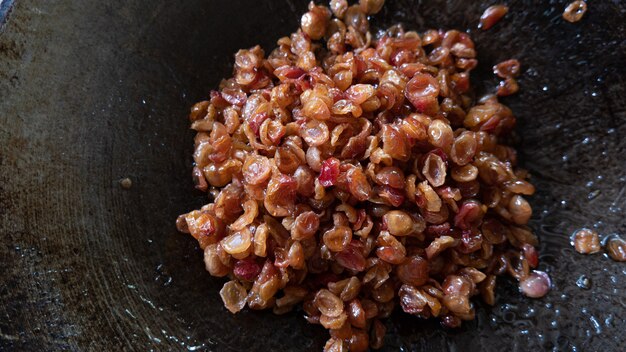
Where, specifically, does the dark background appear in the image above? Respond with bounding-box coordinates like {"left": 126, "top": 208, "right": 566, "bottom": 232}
{"left": 1, "top": 0, "right": 624, "bottom": 350}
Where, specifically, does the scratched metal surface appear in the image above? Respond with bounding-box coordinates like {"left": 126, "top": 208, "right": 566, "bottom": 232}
{"left": 0, "top": 0, "right": 624, "bottom": 351}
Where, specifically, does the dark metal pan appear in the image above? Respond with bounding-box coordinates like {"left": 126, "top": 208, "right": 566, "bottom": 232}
{"left": 1, "top": 0, "right": 624, "bottom": 350}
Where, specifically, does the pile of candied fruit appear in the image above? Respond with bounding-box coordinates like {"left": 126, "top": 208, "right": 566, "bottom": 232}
{"left": 176, "top": 1, "right": 555, "bottom": 350}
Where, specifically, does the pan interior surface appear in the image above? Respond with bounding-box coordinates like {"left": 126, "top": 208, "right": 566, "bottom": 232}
{"left": 0, "top": 0, "right": 624, "bottom": 350}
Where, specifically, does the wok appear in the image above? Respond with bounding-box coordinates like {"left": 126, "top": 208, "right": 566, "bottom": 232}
{"left": 1, "top": 0, "right": 625, "bottom": 350}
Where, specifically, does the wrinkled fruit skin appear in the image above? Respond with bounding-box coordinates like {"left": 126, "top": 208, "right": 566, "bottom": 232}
{"left": 178, "top": 1, "right": 547, "bottom": 350}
